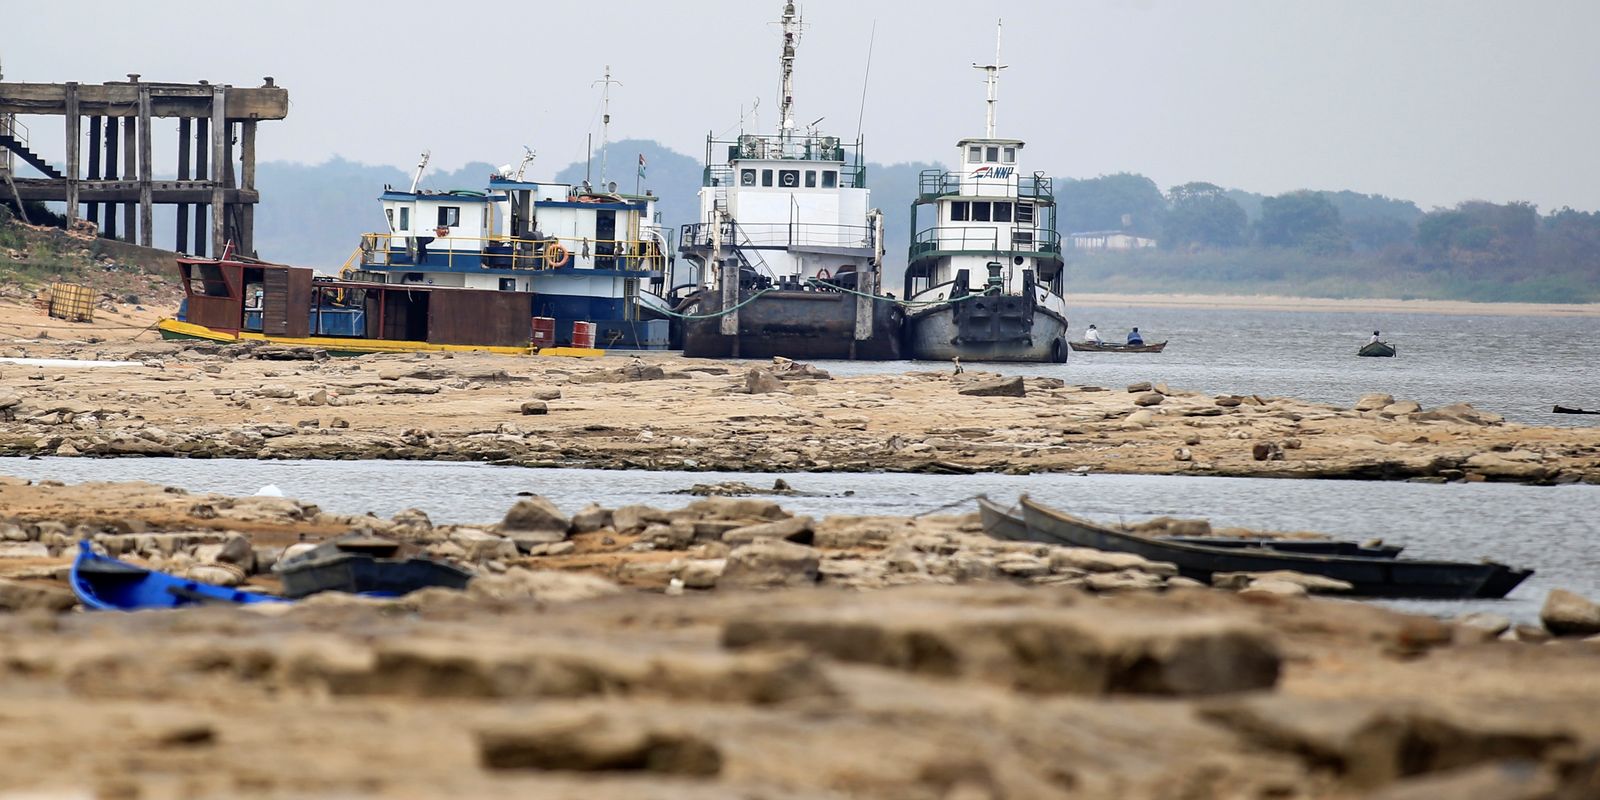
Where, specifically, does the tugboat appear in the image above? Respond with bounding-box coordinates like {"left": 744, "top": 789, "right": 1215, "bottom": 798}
{"left": 344, "top": 111, "right": 676, "bottom": 350}
{"left": 677, "top": 2, "right": 902, "bottom": 360}
{"left": 901, "top": 22, "right": 1069, "bottom": 363}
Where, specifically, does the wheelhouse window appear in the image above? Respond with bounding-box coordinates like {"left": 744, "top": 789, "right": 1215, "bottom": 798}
{"left": 1003, "top": 147, "right": 1017, "bottom": 164}
{"left": 437, "top": 206, "right": 461, "bottom": 227}
{"left": 967, "top": 146, "right": 981, "bottom": 163}
{"left": 195, "top": 264, "right": 231, "bottom": 297}
{"left": 821, "top": 170, "right": 837, "bottom": 188}
{"left": 741, "top": 169, "right": 757, "bottom": 186}
{"left": 398, "top": 207, "right": 410, "bottom": 231}
{"left": 804, "top": 170, "right": 818, "bottom": 188}
{"left": 972, "top": 202, "right": 992, "bottom": 222}
{"left": 779, "top": 169, "right": 800, "bottom": 188}
{"left": 761, "top": 169, "right": 774, "bottom": 187}
{"left": 950, "top": 201, "right": 970, "bottom": 222}
{"left": 385, "top": 209, "right": 395, "bottom": 231}
{"left": 985, "top": 146, "right": 999, "bottom": 162}
{"left": 993, "top": 202, "right": 1013, "bottom": 223}
{"left": 1016, "top": 202, "right": 1035, "bottom": 225}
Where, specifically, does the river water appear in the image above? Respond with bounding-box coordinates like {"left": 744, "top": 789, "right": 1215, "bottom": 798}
{"left": 4, "top": 456, "right": 1595, "bottom": 622}
{"left": 815, "top": 305, "right": 1600, "bottom": 428}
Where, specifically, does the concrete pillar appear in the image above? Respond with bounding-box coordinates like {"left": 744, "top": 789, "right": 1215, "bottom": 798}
{"left": 137, "top": 83, "right": 153, "bottom": 247}
{"left": 86, "top": 116, "right": 101, "bottom": 225}
{"left": 176, "top": 118, "right": 190, "bottom": 252}
{"left": 64, "top": 83, "right": 79, "bottom": 226}
{"left": 209, "top": 86, "right": 226, "bottom": 258}
{"left": 240, "top": 120, "right": 256, "bottom": 256}
{"left": 192, "top": 116, "right": 207, "bottom": 256}
{"left": 121, "top": 116, "right": 135, "bottom": 242}
{"left": 103, "top": 115, "right": 118, "bottom": 238}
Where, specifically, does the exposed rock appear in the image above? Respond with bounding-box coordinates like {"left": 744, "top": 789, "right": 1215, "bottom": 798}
{"left": 1355, "top": 393, "right": 1396, "bottom": 412}
{"left": 1413, "top": 403, "right": 1504, "bottom": 426}
{"left": 612, "top": 504, "right": 670, "bottom": 534}
{"left": 1540, "top": 589, "right": 1600, "bottom": 636}
{"left": 1238, "top": 580, "right": 1307, "bottom": 599}
{"left": 0, "top": 578, "right": 78, "bottom": 612}
{"left": 519, "top": 400, "right": 549, "bottom": 415}
{"left": 685, "top": 496, "right": 789, "bottom": 522}
{"left": 718, "top": 540, "right": 821, "bottom": 590}
{"left": 1133, "top": 392, "right": 1165, "bottom": 407}
{"left": 478, "top": 712, "right": 722, "bottom": 775}
{"left": 1214, "top": 570, "right": 1354, "bottom": 594}
{"left": 527, "top": 387, "right": 562, "bottom": 401}
{"left": 742, "top": 368, "right": 786, "bottom": 395}
{"left": 679, "top": 559, "right": 726, "bottom": 589}
{"left": 722, "top": 515, "right": 814, "bottom": 545}
{"left": 958, "top": 376, "right": 1025, "bottom": 397}
{"left": 0, "top": 542, "right": 50, "bottom": 559}
{"left": 499, "top": 497, "right": 571, "bottom": 548}
{"left": 1050, "top": 547, "right": 1161, "bottom": 574}
{"left": 1463, "top": 452, "right": 1548, "bottom": 481}
{"left": 573, "top": 363, "right": 667, "bottom": 383}
{"left": 1127, "top": 381, "right": 1153, "bottom": 393}
{"left": 725, "top": 599, "right": 1280, "bottom": 696}
{"left": 570, "top": 504, "right": 613, "bottom": 533}
{"left": 1454, "top": 612, "right": 1512, "bottom": 642}
{"left": 466, "top": 568, "right": 621, "bottom": 603}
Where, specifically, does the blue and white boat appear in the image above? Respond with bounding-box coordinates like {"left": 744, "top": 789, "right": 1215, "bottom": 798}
{"left": 345, "top": 151, "right": 676, "bottom": 349}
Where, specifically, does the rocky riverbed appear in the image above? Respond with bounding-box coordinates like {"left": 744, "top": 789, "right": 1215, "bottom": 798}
{"left": 2, "top": 339, "right": 1598, "bottom": 484}
{"left": 2, "top": 477, "right": 1600, "bottom": 798}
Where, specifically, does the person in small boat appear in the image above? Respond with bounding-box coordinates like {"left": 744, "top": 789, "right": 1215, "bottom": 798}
{"left": 1127, "top": 327, "right": 1144, "bottom": 345}
{"left": 1369, "top": 330, "right": 1382, "bottom": 344}
{"left": 1084, "top": 324, "right": 1102, "bottom": 344}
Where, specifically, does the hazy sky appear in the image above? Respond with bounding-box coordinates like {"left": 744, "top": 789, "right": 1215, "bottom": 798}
{"left": 6, "top": 0, "right": 1599, "bottom": 211}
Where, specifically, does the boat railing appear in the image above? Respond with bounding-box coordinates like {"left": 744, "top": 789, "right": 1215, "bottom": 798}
{"left": 917, "top": 169, "right": 1055, "bottom": 203}
{"left": 680, "top": 220, "right": 875, "bottom": 252}
{"left": 909, "top": 226, "right": 1063, "bottom": 258}
{"left": 346, "top": 232, "right": 667, "bottom": 275}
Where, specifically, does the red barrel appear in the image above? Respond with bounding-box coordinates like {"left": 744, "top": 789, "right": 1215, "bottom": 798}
{"left": 531, "top": 317, "right": 556, "bottom": 347}
{"left": 571, "top": 321, "right": 597, "bottom": 349}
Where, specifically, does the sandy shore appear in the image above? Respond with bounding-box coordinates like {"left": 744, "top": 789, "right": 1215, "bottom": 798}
{"left": 1072, "top": 291, "right": 1600, "bottom": 317}
{"left": 1, "top": 476, "right": 1598, "bottom": 798}
{"left": 1, "top": 333, "right": 1597, "bottom": 485}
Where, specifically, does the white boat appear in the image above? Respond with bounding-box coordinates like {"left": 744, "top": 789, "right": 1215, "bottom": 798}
{"left": 676, "top": 1, "right": 902, "bottom": 360}
{"left": 344, "top": 136, "right": 676, "bottom": 350}
{"left": 901, "top": 22, "right": 1069, "bottom": 362}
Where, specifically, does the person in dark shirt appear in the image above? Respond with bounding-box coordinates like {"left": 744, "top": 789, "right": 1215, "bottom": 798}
{"left": 1127, "top": 327, "right": 1144, "bottom": 345}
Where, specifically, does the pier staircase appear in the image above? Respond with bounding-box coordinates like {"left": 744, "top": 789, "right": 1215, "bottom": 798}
{"left": 0, "top": 125, "right": 65, "bottom": 180}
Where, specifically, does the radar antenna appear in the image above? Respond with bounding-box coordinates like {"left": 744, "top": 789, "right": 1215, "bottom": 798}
{"left": 971, "top": 19, "right": 1007, "bottom": 138}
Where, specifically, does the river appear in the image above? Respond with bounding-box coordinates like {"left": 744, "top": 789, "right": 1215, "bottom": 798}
{"left": 4, "top": 456, "right": 1594, "bottom": 622}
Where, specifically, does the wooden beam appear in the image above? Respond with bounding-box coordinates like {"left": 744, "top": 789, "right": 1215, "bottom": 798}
{"left": 103, "top": 113, "right": 118, "bottom": 238}
{"left": 210, "top": 86, "right": 226, "bottom": 257}
{"left": 64, "top": 83, "right": 79, "bottom": 226}
{"left": 240, "top": 119, "right": 257, "bottom": 255}
{"left": 138, "top": 84, "right": 153, "bottom": 247}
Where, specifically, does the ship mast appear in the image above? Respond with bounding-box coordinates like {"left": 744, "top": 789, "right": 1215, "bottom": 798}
{"left": 971, "top": 19, "right": 1006, "bottom": 138}
{"left": 777, "top": 2, "right": 802, "bottom": 150}
{"left": 593, "top": 66, "right": 622, "bottom": 187}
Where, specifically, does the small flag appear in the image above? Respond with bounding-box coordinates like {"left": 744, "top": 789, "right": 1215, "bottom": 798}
{"left": 637, "top": 153, "right": 647, "bottom": 179}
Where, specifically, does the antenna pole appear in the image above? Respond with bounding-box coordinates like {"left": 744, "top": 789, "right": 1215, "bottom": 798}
{"left": 408, "top": 151, "right": 430, "bottom": 193}
{"left": 777, "top": 2, "right": 802, "bottom": 150}
{"left": 592, "top": 66, "right": 623, "bottom": 186}
{"left": 854, "top": 19, "right": 876, "bottom": 145}
{"left": 972, "top": 19, "right": 1007, "bottom": 138}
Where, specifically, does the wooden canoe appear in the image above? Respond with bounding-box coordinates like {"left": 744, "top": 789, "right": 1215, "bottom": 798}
{"left": 1553, "top": 405, "right": 1600, "bottom": 415}
{"left": 1013, "top": 496, "right": 1532, "bottom": 599}
{"left": 1068, "top": 340, "right": 1167, "bottom": 353}
{"left": 977, "top": 497, "right": 1403, "bottom": 559}
{"left": 1358, "top": 341, "right": 1397, "bottom": 357}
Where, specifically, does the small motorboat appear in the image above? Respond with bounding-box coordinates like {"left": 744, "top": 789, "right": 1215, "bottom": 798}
{"left": 70, "top": 541, "right": 286, "bottom": 611}
{"left": 1068, "top": 340, "right": 1167, "bottom": 353}
{"left": 984, "top": 497, "right": 1532, "bottom": 599}
{"left": 274, "top": 534, "right": 473, "bottom": 599}
{"left": 977, "top": 498, "right": 1403, "bottom": 559}
{"left": 1358, "top": 341, "right": 1396, "bottom": 357}
{"left": 1553, "top": 405, "right": 1599, "bottom": 415}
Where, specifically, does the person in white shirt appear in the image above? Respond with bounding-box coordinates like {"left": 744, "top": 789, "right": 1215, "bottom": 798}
{"left": 1084, "top": 324, "right": 1102, "bottom": 344}
{"left": 1369, "top": 330, "right": 1381, "bottom": 344}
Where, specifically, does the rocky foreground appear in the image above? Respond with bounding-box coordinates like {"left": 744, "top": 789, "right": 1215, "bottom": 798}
{"left": 3, "top": 339, "right": 1599, "bottom": 484}
{"left": 3, "top": 478, "right": 1600, "bottom": 798}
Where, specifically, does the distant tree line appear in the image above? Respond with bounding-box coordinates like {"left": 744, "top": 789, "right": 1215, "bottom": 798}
{"left": 1056, "top": 172, "right": 1600, "bottom": 301}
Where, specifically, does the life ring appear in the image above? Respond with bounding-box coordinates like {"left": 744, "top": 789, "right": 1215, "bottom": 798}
{"left": 545, "top": 242, "right": 571, "bottom": 267}
{"left": 434, "top": 226, "right": 450, "bottom": 238}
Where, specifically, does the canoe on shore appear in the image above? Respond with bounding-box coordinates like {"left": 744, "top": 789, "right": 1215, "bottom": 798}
{"left": 1553, "top": 405, "right": 1600, "bottom": 415}
{"left": 977, "top": 498, "right": 1404, "bottom": 559}
{"left": 1001, "top": 496, "right": 1531, "bottom": 599}
{"left": 1068, "top": 340, "right": 1167, "bottom": 353}
{"left": 70, "top": 541, "right": 286, "bottom": 610}
{"left": 1358, "top": 341, "right": 1397, "bottom": 357}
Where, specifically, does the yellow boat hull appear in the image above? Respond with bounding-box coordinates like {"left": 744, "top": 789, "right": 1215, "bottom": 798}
{"left": 156, "top": 319, "right": 605, "bottom": 358}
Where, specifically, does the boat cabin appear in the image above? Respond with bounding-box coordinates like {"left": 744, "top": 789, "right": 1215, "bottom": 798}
{"left": 176, "top": 256, "right": 537, "bottom": 347}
